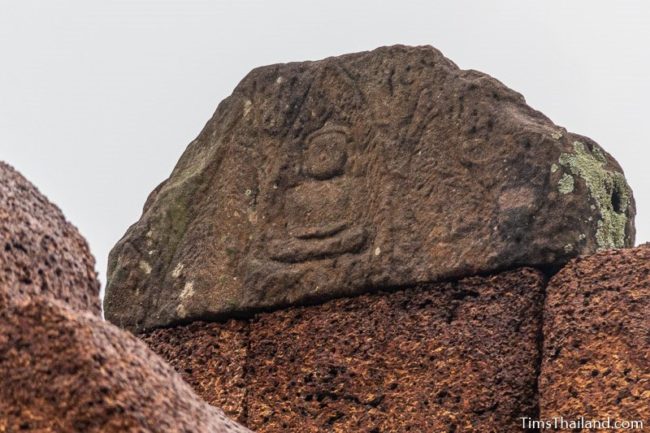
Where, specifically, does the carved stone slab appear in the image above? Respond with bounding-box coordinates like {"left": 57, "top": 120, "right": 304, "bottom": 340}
{"left": 104, "top": 45, "right": 635, "bottom": 332}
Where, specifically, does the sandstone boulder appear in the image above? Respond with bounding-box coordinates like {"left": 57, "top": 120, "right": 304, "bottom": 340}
{"left": 0, "top": 162, "right": 100, "bottom": 314}
{"left": 105, "top": 45, "right": 635, "bottom": 332}
{"left": 0, "top": 294, "right": 253, "bottom": 433}
{"left": 540, "top": 245, "right": 649, "bottom": 428}
{"left": 144, "top": 268, "right": 545, "bottom": 432}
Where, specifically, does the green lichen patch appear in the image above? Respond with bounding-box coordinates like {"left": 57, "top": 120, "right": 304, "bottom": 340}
{"left": 559, "top": 141, "right": 631, "bottom": 249}
{"left": 558, "top": 173, "right": 574, "bottom": 194}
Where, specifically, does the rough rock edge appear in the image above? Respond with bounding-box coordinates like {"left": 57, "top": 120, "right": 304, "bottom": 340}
{"left": 0, "top": 161, "right": 101, "bottom": 315}
{"left": 539, "top": 244, "right": 649, "bottom": 426}
{"left": 0, "top": 293, "right": 253, "bottom": 432}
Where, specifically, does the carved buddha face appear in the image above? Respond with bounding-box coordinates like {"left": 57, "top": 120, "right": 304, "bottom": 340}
{"left": 302, "top": 126, "right": 349, "bottom": 181}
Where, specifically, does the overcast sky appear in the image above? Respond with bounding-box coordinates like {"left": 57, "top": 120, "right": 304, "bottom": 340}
{"left": 1, "top": 1, "right": 648, "bottom": 288}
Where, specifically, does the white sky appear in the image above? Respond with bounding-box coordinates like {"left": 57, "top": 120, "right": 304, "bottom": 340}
{"left": 1, "top": 1, "right": 648, "bottom": 288}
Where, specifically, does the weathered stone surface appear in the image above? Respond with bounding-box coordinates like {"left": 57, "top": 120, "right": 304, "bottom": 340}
{"left": 141, "top": 320, "right": 249, "bottom": 423}
{"left": 143, "top": 268, "right": 545, "bottom": 432}
{"left": 540, "top": 245, "right": 650, "bottom": 428}
{"left": 105, "top": 45, "right": 635, "bottom": 332}
{"left": 0, "top": 162, "right": 100, "bottom": 314}
{"left": 0, "top": 295, "right": 253, "bottom": 433}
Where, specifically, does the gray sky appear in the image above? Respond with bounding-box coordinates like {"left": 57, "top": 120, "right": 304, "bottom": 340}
{"left": 1, "top": 1, "right": 648, "bottom": 288}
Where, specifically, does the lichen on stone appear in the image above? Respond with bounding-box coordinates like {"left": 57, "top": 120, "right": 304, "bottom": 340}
{"left": 172, "top": 262, "right": 184, "bottom": 278}
{"left": 558, "top": 141, "right": 631, "bottom": 249}
{"left": 139, "top": 260, "right": 152, "bottom": 275}
{"left": 557, "top": 173, "right": 574, "bottom": 194}
{"left": 176, "top": 303, "right": 188, "bottom": 318}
